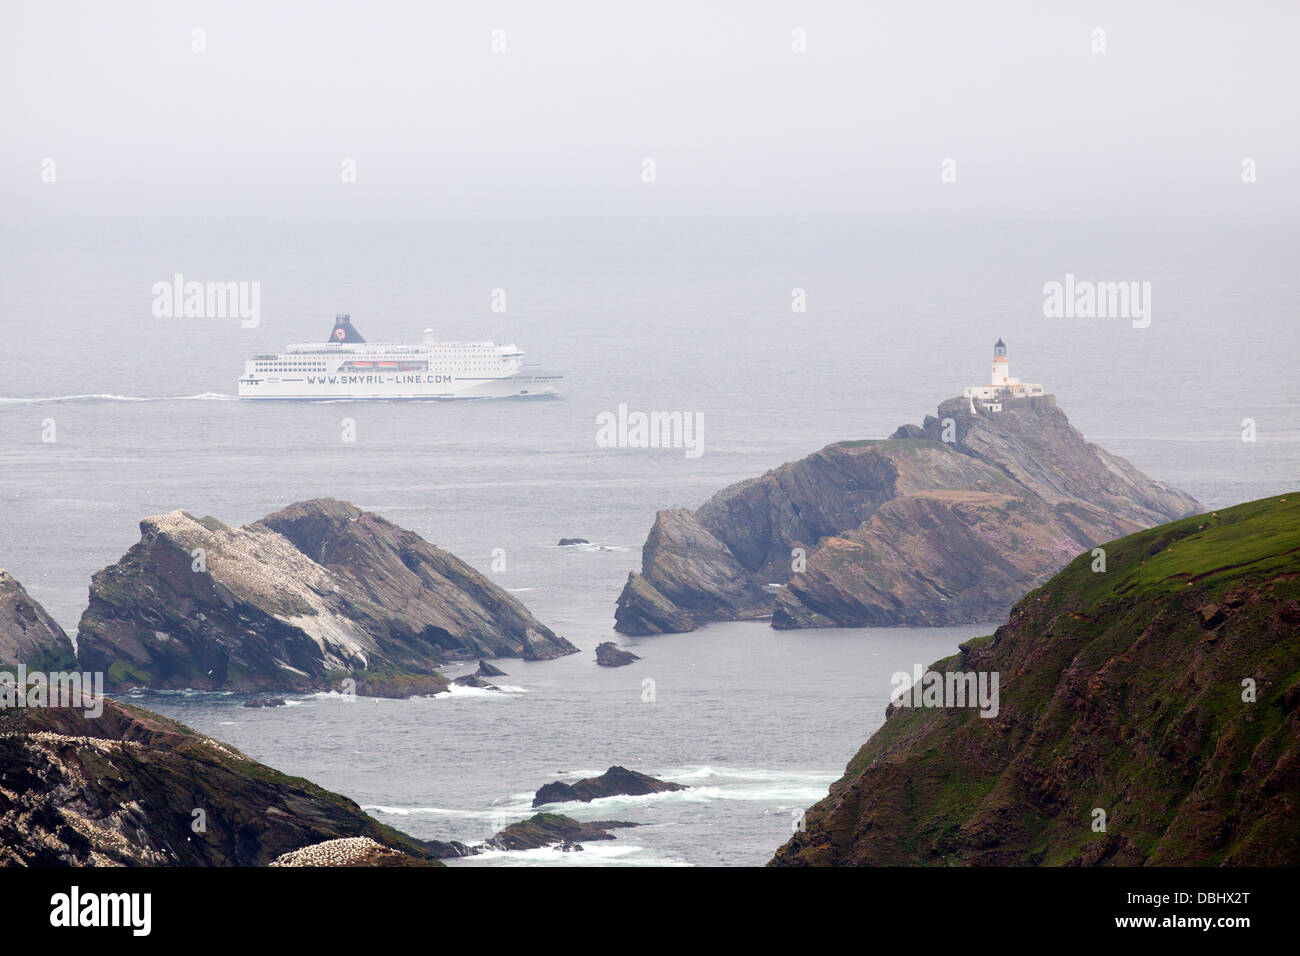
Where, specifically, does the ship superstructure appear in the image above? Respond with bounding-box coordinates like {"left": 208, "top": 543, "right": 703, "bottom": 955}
{"left": 238, "top": 315, "right": 562, "bottom": 400}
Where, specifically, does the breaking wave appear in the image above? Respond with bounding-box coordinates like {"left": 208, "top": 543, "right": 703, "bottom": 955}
{"left": 558, "top": 542, "right": 633, "bottom": 553}
{"left": 463, "top": 843, "right": 686, "bottom": 867}
{"left": 434, "top": 683, "right": 527, "bottom": 699}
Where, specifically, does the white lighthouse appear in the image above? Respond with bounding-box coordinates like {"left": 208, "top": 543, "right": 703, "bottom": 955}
{"left": 991, "top": 338, "right": 1010, "bottom": 387}
{"left": 964, "top": 339, "right": 1044, "bottom": 412}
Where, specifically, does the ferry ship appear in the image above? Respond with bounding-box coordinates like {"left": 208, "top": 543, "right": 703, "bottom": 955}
{"left": 238, "top": 315, "right": 563, "bottom": 400}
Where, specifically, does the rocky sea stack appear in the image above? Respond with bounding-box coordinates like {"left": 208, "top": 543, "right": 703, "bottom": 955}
{"left": 615, "top": 395, "right": 1199, "bottom": 634}
{"left": 76, "top": 498, "right": 576, "bottom": 695}
{"left": 770, "top": 492, "right": 1300, "bottom": 866}
{"left": 0, "top": 570, "right": 75, "bottom": 672}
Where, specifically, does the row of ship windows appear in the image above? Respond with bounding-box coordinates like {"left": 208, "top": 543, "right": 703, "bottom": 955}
{"left": 255, "top": 364, "right": 506, "bottom": 368}
{"left": 255, "top": 361, "right": 503, "bottom": 369}
{"left": 257, "top": 357, "right": 501, "bottom": 363}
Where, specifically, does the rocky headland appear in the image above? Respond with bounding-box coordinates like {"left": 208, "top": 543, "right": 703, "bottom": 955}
{"left": 0, "top": 693, "right": 439, "bottom": 866}
{"left": 75, "top": 498, "right": 575, "bottom": 696}
{"left": 616, "top": 395, "right": 1199, "bottom": 634}
{"left": 770, "top": 492, "right": 1300, "bottom": 866}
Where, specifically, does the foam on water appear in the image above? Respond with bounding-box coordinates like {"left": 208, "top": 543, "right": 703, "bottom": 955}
{"left": 362, "top": 805, "right": 517, "bottom": 820}
{"left": 456, "top": 842, "right": 688, "bottom": 867}
{"left": 532, "top": 780, "right": 833, "bottom": 811}
{"left": 665, "top": 765, "right": 839, "bottom": 784}
{"left": 434, "top": 683, "right": 527, "bottom": 699}
{"left": 0, "top": 392, "right": 237, "bottom": 404}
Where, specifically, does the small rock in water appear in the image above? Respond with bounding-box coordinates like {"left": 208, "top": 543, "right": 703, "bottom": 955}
{"left": 451, "top": 674, "right": 498, "bottom": 690}
{"left": 533, "top": 766, "right": 684, "bottom": 807}
{"left": 595, "top": 641, "right": 640, "bottom": 667}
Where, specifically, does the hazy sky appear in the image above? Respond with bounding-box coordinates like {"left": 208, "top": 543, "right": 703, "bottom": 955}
{"left": 3, "top": 0, "right": 1298, "bottom": 226}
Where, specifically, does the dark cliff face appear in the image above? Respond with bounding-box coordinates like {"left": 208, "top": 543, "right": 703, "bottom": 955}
{"left": 615, "top": 395, "right": 1200, "bottom": 634}
{"left": 770, "top": 493, "right": 1300, "bottom": 866}
{"left": 772, "top": 490, "right": 1093, "bottom": 628}
{"left": 0, "top": 570, "right": 76, "bottom": 672}
{"left": 75, "top": 498, "right": 576, "bottom": 694}
{"left": 0, "top": 695, "right": 437, "bottom": 866}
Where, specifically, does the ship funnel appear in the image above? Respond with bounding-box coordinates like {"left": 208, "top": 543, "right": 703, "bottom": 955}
{"left": 328, "top": 313, "right": 366, "bottom": 344}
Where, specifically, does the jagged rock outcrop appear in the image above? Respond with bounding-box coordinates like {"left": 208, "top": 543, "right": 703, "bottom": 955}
{"left": 484, "top": 813, "right": 636, "bottom": 852}
{"left": 451, "top": 674, "right": 497, "bottom": 689}
{"left": 616, "top": 395, "right": 1199, "bottom": 633}
{"left": 773, "top": 491, "right": 1103, "bottom": 628}
{"left": 770, "top": 492, "right": 1300, "bottom": 866}
{"left": 427, "top": 813, "right": 637, "bottom": 858}
{"left": 0, "top": 570, "right": 76, "bottom": 672}
{"left": 533, "top": 766, "right": 686, "bottom": 807}
{"left": 76, "top": 498, "right": 575, "bottom": 694}
{"left": 0, "top": 695, "right": 438, "bottom": 866}
{"left": 449, "top": 658, "right": 510, "bottom": 689}
{"left": 595, "top": 642, "right": 640, "bottom": 667}
{"left": 614, "top": 568, "right": 700, "bottom": 635}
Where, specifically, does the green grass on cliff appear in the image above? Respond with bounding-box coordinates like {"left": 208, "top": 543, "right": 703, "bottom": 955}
{"left": 1044, "top": 492, "right": 1300, "bottom": 610}
{"left": 881, "top": 438, "right": 948, "bottom": 453}
{"left": 836, "top": 438, "right": 946, "bottom": 452}
{"left": 775, "top": 491, "right": 1300, "bottom": 866}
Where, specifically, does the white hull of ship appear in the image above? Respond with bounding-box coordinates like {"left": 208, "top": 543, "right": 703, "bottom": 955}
{"left": 238, "top": 370, "right": 562, "bottom": 400}
{"left": 239, "top": 318, "right": 560, "bottom": 400}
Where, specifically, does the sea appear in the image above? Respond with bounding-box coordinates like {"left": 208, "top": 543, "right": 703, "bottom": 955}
{"left": 1, "top": 216, "right": 1296, "bottom": 865}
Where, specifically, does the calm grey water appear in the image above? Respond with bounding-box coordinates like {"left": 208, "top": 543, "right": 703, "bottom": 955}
{"left": 1, "top": 219, "right": 1296, "bottom": 864}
